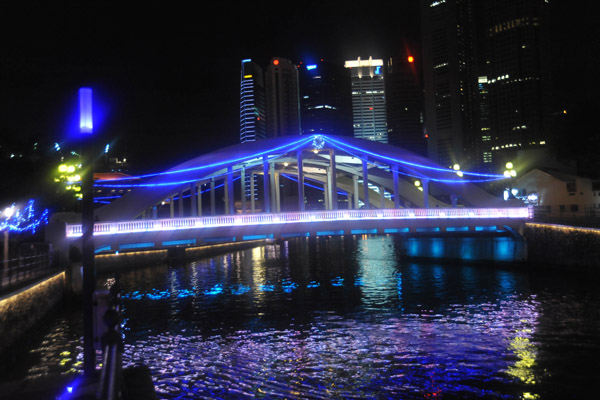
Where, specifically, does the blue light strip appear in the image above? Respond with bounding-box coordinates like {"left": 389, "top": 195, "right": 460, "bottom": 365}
{"left": 95, "top": 135, "right": 314, "bottom": 183}
{"left": 119, "top": 242, "right": 155, "bottom": 250}
{"left": 78, "top": 88, "right": 93, "bottom": 134}
{"left": 325, "top": 135, "right": 505, "bottom": 179}
{"left": 162, "top": 238, "right": 197, "bottom": 246}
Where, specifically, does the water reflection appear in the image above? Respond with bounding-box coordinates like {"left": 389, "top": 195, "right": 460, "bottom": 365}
{"left": 3, "top": 236, "right": 600, "bottom": 399}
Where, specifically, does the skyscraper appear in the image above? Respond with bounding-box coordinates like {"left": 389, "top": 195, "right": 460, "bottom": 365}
{"left": 420, "top": 0, "right": 478, "bottom": 169}
{"left": 420, "top": 0, "right": 551, "bottom": 172}
{"left": 265, "top": 57, "right": 301, "bottom": 137}
{"left": 239, "top": 59, "right": 267, "bottom": 144}
{"left": 298, "top": 59, "right": 353, "bottom": 136}
{"left": 476, "top": 0, "right": 550, "bottom": 171}
{"left": 344, "top": 57, "right": 388, "bottom": 143}
{"left": 385, "top": 52, "right": 427, "bottom": 156}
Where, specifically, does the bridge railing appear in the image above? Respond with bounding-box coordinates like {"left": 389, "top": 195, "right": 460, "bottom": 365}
{"left": 65, "top": 207, "right": 531, "bottom": 238}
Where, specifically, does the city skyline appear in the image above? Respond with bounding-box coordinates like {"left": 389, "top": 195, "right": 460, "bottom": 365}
{"left": 1, "top": 2, "right": 597, "bottom": 198}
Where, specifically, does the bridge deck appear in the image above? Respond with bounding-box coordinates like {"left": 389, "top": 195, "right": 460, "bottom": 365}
{"left": 65, "top": 208, "right": 532, "bottom": 254}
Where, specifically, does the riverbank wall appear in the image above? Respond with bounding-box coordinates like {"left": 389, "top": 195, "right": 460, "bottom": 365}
{"left": 0, "top": 271, "right": 65, "bottom": 355}
{"left": 523, "top": 223, "right": 600, "bottom": 272}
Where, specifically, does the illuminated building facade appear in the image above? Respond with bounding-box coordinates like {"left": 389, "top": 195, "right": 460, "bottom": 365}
{"left": 265, "top": 57, "right": 301, "bottom": 137}
{"left": 240, "top": 59, "right": 267, "bottom": 144}
{"left": 298, "top": 59, "right": 352, "bottom": 136}
{"left": 344, "top": 57, "right": 388, "bottom": 143}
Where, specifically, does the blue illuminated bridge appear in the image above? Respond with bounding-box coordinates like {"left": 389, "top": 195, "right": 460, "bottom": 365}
{"left": 53, "top": 134, "right": 531, "bottom": 262}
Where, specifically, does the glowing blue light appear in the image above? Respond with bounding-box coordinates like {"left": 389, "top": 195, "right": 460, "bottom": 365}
{"left": 104, "top": 144, "right": 110, "bottom": 154}
{"left": 204, "top": 284, "right": 223, "bottom": 295}
{"left": 78, "top": 88, "right": 93, "bottom": 134}
{"left": 331, "top": 277, "right": 344, "bottom": 286}
{"left": 306, "top": 64, "right": 317, "bottom": 70}
{"left": 67, "top": 386, "right": 73, "bottom": 394}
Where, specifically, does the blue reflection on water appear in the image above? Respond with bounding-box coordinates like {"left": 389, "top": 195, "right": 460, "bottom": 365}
{"left": 114, "top": 236, "right": 547, "bottom": 399}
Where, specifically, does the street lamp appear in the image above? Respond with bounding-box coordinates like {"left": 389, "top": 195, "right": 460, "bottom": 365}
{"left": 503, "top": 162, "right": 517, "bottom": 200}
{"left": 78, "top": 87, "right": 97, "bottom": 377}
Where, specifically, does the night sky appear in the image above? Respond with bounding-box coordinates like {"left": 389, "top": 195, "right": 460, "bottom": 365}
{"left": 1, "top": 2, "right": 422, "bottom": 175}
{"left": 0, "top": 2, "right": 597, "bottom": 189}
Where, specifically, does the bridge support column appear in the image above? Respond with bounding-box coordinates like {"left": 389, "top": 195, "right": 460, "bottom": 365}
{"left": 353, "top": 175, "right": 359, "bottom": 209}
{"left": 190, "top": 183, "right": 197, "bottom": 217}
{"left": 152, "top": 205, "right": 157, "bottom": 219}
{"left": 297, "top": 150, "right": 304, "bottom": 211}
{"left": 329, "top": 150, "right": 338, "bottom": 210}
{"left": 380, "top": 186, "right": 386, "bottom": 209}
{"left": 393, "top": 165, "right": 400, "bottom": 209}
{"left": 423, "top": 178, "right": 430, "bottom": 209}
{"left": 197, "top": 182, "right": 203, "bottom": 216}
{"left": 241, "top": 167, "right": 246, "bottom": 214}
{"left": 274, "top": 171, "right": 281, "bottom": 213}
{"left": 170, "top": 196, "right": 174, "bottom": 218}
{"left": 178, "top": 190, "right": 184, "bottom": 217}
{"left": 269, "top": 162, "right": 278, "bottom": 212}
{"left": 324, "top": 168, "right": 331, "bottom": 210}
{"left": 210, "top": 178, "right": 216, "bottom": 216}
{"left": 226, "top": 166, "right": 234, "bottom": 215}
{"left": 263, "top": 155, "right": 271, "bottom": 213}
{"left": 362, "top": 159, "right": 370, "bottom": 209}
{"left": 250, "top": 173, "right": 256, "bottom": 213}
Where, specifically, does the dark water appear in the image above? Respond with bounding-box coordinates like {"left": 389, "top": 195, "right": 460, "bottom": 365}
{"left": 2, "top": 235, "right": 600, "bottom": 399}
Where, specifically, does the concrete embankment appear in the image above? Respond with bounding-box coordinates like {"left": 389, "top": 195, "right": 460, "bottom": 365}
{"left": 0, "top": 271, "right": 66, "bottom": 355}
{"left": 523, "top": 222, "right": 600, "bottom": 272}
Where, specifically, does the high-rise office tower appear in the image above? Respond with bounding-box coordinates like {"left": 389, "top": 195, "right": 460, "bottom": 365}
{"left": 477, "top": 0, "right": 549, "bottom": 171}
{"left": 298, "top": 59, "right": 353, "bottom": 136}
{"left": 240, "top": 59, "right": 267, "bottom": 144}
{"left": 420, "top": 0, "right": 478, "bottom": 169}
{"left": 385, "top": 53, "right": 427, "bottom": 156}
{"left": 344, "top": 57, "right": 388, "bottom": 143}
{"left": 420, "top": 0, "right": 550, "bottom": 172}
{"left": 265, "top": 57, "right": 301, "bottom": 137}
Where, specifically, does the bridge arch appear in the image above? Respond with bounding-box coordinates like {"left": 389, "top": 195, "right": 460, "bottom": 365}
{"left": 94, "top": 135, "right": 510, "bottom": 222}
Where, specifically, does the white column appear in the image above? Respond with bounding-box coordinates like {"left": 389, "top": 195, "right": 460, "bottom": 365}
{"left": 297, "top": 150, "right": 305, "bottom": 211}
{"left": 329, "top": 150, "right": 338, "bottom": 210}
{"left": 210, "top": 178, "right": 216, "bottom": 215}
{"left": 353, "top": 174, "right": 359, "bottom": 209}
{"left": 250, "top": 174, "right": 256, "bottom": 213}
{"left": 362, "top": 159, "right": 370, "bottom": 209}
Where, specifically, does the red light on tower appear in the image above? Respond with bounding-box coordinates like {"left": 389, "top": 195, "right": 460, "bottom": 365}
{"left": 408, "top": 56, "right": 414, "bottom": 63}
{"left": 273, "top": 59, "right": 280, "bottom": 66}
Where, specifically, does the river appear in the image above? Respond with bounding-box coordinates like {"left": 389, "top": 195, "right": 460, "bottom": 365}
{"left": 1, "top": 235, "right": 599, "bottom": 399}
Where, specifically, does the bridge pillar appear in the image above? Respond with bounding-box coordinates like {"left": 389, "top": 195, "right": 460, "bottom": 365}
{"left": 380, "top": 186, "right": 385, "bottom": 209}
{"left": 170, "top": 196, "right": 174, "bottom": 218}
{"left": 329, "top": 150, "right": 338, "bottom": 210}
{"left": 250, "top": 173, "right": 256, "bottom": 213}
{"left": 274, "top": 171, "right": 281, "bottom": 213}
{"left": 269, "top": 161, "right": 276, "bottom": 212}
{"left": 324, "top": 169, "right": 330, "bottom": 210}
{"left": 263, "top": 155, "right": 271, "bottom": 213}
{"left": 197, "top": 182, "right": 202, "bottom": 216}
{"left": 241, "top": 167, "right": 246, "bottom": 213}
{"left": 152, "top": 205, "right": 157, "bottom": 219}
{"left": 423, "top": 178, "right": 430, "bottom": 209}
{"left": 226, "top": 166, "right": 234, "bottom": 215}
{"left": 353, "top": 174, "right": 359, "bottom": 209}
{"left": 190, "top": 183, "right": 197, "bottom": 216}
{"left": 178, "top": 190, "right": 184, "bottom": 217}
{"left": 362, "top": 159, "right": 370, "bottom": 209}
{"left": 210, "top": 178, "right": 216, "bottom": 216}
{"left": 297, "top": 150, "right": 305, "bottom": 211}
{"left": 393, "top": 165, "right": 400, "bottom": 209}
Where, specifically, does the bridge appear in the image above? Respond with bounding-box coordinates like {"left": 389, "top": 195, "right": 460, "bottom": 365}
{"left": 49, "top": 134, "right": 530, "bottom": 262}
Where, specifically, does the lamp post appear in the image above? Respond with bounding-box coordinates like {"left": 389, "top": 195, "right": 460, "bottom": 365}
{"left": 503, "top": 162, "right": 517, "bottom": 200}
{"left": 79, "top": 87, "right": 97, "bottom": 377}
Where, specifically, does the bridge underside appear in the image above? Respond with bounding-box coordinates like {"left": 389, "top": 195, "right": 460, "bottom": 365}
{"left": 93, "top": 135, "right": 517, "bottom": 222}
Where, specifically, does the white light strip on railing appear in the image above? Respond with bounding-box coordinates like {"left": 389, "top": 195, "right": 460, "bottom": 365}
{"left": 65, "top": 208, "right": 531, "bottom": 238}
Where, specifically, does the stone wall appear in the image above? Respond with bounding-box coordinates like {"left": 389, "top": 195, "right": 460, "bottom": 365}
{"left": 523, "top": 223, "right": 600, "bottom": 271}
{"left": 0, "top": 272, "right": 65, "bottom": 355}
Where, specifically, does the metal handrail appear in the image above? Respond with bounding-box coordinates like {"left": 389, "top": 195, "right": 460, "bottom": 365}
{"left": 96, "top": 283, "right": 124, "bottom": 400}
{"left": 65, "top": 207, "right": 532, "bottom": 238}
